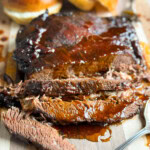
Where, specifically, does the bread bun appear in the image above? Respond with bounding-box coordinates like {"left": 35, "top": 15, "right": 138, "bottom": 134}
{"left": 69, "top": 0, "right": 95, "bottom": 11}
{"left": 69, "top": 0, "right": 118, "bottom": 12}
{"left": 1, "top": 0, "right": 62, "bottom": 24}
{"left": 97, "top": 0, "right": 118, "bottom": 12}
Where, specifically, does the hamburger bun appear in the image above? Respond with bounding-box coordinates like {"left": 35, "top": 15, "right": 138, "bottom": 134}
{"left": 1, "top": 0, "right": 62, "bottom": 24}
{"left": 97, "top": 0, "right": 118, "bottom": 12}
{"left": 69, "top": 0, "right": 95, "bottom": 11}
{"left": 69, "top": 0, "right": 118, "bottom": 12}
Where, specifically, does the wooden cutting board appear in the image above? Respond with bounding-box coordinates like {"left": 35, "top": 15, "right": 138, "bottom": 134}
{"left": 0, "top": 0, "right": 150, "bottom": 150}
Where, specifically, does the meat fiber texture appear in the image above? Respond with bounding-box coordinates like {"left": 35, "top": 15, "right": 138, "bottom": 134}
{"left": 0, "top": 86, "right": 148, "bottom": 125}
{"left": 2, "top": 108, "right": 76, "bottom": 150}
{"left": 20, "top": 89, "right": 147, "bottom": 125}
{"left": 0, "top": 76, "right": 131, "bottom": 98}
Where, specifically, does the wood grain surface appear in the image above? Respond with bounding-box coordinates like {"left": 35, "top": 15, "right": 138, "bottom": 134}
{"left": 0, "top": 0, "right": 150, "bottom": 150}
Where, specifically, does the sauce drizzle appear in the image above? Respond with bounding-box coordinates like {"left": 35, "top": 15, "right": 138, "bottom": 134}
{"left": 53, "top": 124, "right": 112, "bottom": 142}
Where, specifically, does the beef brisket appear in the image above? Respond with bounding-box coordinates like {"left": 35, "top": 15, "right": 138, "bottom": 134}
{"left": 0, "top": 77, "right": 130, "bottom": 98}
{"left": 23, "top": 78, "right": 130, "bottom": 96}
{"left": 0, "top": 85, "right": 148, "bottom": 125}
{"left": 1, "top": 11, "right": 149, "bottom": 150}
{"left": 21, "top": 89, "right": 148, "bottom": 124}
{"left": 14, "top": 12, "right": 144, "bottom": 80}
{"left": 2, "top": 108, "right": 76, "bottom": 150}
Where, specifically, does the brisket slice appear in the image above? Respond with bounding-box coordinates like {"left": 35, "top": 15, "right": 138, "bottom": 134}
{"left": 23, "top": 78, "right": 130, "bottom": 96}
{"left": 2, "top": 108, "right": 76, "bottom": 150}
{"left": 0, "top": 75, "right": 131, "bottom": 97}
{"left": 20, "top": 78, "right": 131, "bottom": 96}
{"left": 14, "top": 12, "right": 144, "bottom": 80}
{"left": 21, "top": 90, "right": 148, "bottom": 125}
{"left": 0, "top": 69, "right": 147, "bottom": 98}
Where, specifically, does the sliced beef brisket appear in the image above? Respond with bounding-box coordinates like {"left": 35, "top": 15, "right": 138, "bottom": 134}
{"left": 21, "top": 89, "right": 148, "bottom": 124}
{"left": 2, "top": 108, "right": 76, "bottom": 150}
{"left": 1, "top": 11, "right": 149, "bottom": 150}
{"left": 0, "top": 77, "right": 130, "bottom": 98}
{"left": 23, "top": 78, "right": 130, "bottom": 96}
{"left": 14, "top": 12, "right": 144, "bottom": 80}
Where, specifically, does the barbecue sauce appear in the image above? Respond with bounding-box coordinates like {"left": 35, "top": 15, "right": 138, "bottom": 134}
{"left": 37, "top": 28, "right": 135, "bottom": 68}
{"left": 39, "top": 88, "right": 149, "bottom": 125}
{"left": 54, "top": 124, "right": 112, "bottom": 142}
{"left": 51, "top": 91, "right": 147, "bottom": 143}
{"left": 16, "top": 13, "right": 143, "bottom": 76}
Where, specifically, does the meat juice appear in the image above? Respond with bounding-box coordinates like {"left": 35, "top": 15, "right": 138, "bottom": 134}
{"left": 53, "top": 124, "right": 112, "bottom": 142}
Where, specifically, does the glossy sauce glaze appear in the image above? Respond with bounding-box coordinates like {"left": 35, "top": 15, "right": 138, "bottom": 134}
{"left": 40, "top": 34, "right": 129, "bottom": 67}
{"left": 28, "top": 87, "right": 150, "bottom": 125}
{"left": 15, "top": 13, "right": 143, "bottom": 76}
{"left": 32, "top": 25, "right": 140, "bottom": 70}
{"left": 53, "top": 124, "right": 112, "bottom": 142}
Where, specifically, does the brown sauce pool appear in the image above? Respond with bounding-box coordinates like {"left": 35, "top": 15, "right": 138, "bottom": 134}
{"left": 53, "top": 124, "right": 112, "bottom": 142}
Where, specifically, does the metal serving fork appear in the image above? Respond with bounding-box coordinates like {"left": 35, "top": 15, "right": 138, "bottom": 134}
{"left": 115, "top": 99, "right": 150, "bottom": 150}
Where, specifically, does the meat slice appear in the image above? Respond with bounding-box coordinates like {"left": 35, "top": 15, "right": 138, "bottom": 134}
{"left": 21, "top": 78, "right": 131, "bottom": 96}
{"left": 2, "top": 108, "right": 76, "bottom": 150}
{"left": 14, "top": 12, "right": 144, "bottom": 80}
{"left": 23, "top": 78, "right": 130, "bottom": 96}
{"left": 0, "top": 76, "right": 131, "bottom": 98}
{"left": 21, "top": 90, "right": 148, "bottom": 125}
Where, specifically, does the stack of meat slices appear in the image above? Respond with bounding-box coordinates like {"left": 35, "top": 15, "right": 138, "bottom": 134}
{"left": 1, "top": 11, "right": 150, "bottom": 150}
